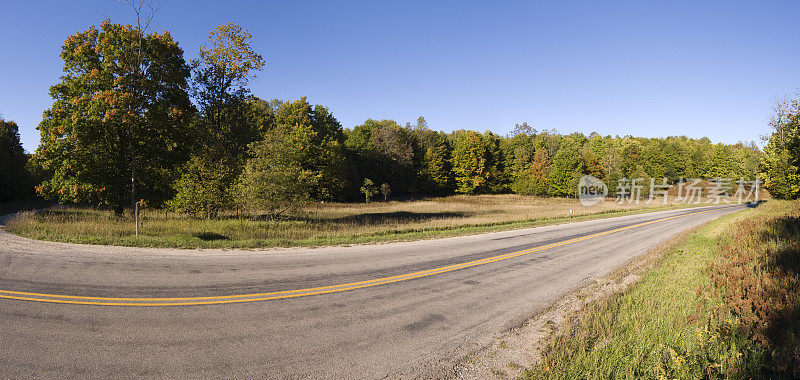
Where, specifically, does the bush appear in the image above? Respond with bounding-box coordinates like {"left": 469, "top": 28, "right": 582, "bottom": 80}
{"left": 168, "top": 155, "right": 234, "bottom": 218}
{"left": 233, "top": 125, "right": 316, "bottom": 219}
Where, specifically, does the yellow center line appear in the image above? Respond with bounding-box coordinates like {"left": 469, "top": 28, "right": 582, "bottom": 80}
{"left": 0, "top": 205, "right": 736, "bottom": 306}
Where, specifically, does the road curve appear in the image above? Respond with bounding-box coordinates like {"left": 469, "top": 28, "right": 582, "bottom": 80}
{"left": 0, "top": 204, "right": 746, "bottom": 378}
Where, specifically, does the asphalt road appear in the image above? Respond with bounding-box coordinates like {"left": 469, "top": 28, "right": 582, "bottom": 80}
{"left": 0, "top": 204, "right": 746, "bottom": 378}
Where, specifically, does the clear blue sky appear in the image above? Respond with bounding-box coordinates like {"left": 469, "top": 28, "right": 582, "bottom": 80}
{"left": 1, "top": 0, "right": 799, "bottom": 152}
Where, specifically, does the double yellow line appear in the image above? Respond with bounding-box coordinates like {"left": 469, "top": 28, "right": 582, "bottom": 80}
{"left": 0, "top": 206, "right": 733, "bottom": 307}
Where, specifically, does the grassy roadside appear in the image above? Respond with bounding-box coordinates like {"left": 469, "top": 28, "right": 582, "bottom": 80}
{"left": 524, "top": 200, "right": 799, "bottom": 379}
{"left": 3, "top": 194, "right": 710, "bottom": 249}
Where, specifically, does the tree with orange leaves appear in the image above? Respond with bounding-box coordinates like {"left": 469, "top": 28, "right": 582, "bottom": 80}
{"left": 34, "top": 19, "right": 193, "bottom": 213}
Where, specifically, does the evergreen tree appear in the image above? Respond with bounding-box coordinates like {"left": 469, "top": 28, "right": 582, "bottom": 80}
{"left": 483, "top": 131, "right": 510, "bottom": 193}
{"left": 0, "top": 120, "right": 31, "bottom": 201}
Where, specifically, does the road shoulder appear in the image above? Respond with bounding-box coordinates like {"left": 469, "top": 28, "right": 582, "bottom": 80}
{"left": 450, "top": 222, "right": 708, "bottom": 379}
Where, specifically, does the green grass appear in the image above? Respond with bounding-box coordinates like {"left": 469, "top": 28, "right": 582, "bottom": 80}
{"left": 524, "top": 200, "right": 799, "bottom": 379}
{"left": 3, "top": 194, "right": 708, "bottom": 249}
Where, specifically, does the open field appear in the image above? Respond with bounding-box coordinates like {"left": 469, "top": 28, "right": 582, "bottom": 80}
{"left": 1, "top": 194, "right": 728, "bottom": 248}
{"left": 524, "top": 199, "right": 799, "bottom": 379}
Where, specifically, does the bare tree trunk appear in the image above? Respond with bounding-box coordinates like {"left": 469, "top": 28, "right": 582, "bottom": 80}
{"left": 122, "top": 0, "right": 155, "bottom": 216}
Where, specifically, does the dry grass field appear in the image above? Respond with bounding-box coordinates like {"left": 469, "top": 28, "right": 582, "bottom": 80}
{"left": 3, "top": 194, "right": 728, "bottom": 249}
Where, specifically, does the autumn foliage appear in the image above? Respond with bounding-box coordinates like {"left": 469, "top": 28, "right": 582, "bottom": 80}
{"left": 24, "top": 19, "right": 771, "bottom": 217}
{"left": 34, "top": 20, "right": 193, "bottom": 212}
{"left": 708, "top": 201, "right": 800, "bottom": 375}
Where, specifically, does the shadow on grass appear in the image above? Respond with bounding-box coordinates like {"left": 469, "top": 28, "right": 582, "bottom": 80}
{"left": 329, "top": 211, "right": 467, "bottom": 224}
{"left": 246, "top": 211, "right": 469, "bottom": 224}
{"left": 194, "top": 232, "right": 230, "bottom": 241}
{"left": 762, "top": 215, "right": 800, "bottom": 274}
{"left": 755, "top": 213, "right": 800, "bottom": 376}
{"left": 0, "top": 199, "right": 54, "bottom": 216}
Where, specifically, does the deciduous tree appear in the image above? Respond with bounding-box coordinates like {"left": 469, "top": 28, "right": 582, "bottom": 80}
{"left": 360, "top": 178, "right": 377, "bottom": 203}
{"left": 512, "top": 149, "right": 551, "bottom": 196}
{"left": 450, "top": 130, "right": 490, "bottom": 194}
{"left": 172, "top": 23, "right": 266, "bottom": 215}
{"left": 274, "top": 97, "right": 348, "bottom": 200}
{"left": 761, "top": 97, "right": 800, "bottom": 199}
{"left": 380, "top": 183, "right": 391, "bottom": 201}
{"left": 346, "top": 119, "right": 420, "bottom": 196}
{"left": 35, "top": 20, "right": 193, "bottom": 212}
{"left": 191, "top": 22, "right": 265, "bottom": 162}
{"left": 234, "top": 124, "right": 316, "bottom": 219}
{"left": 548, "top": 137, "right": 583, "bottom": 197}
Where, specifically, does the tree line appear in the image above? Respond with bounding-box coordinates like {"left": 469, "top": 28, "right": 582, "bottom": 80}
{"left": 2, "top": 18, "right": 795, "bottom": 216}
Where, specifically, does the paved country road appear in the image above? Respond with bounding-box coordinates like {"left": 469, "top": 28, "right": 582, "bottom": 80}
{"left": 0, "top": 204, "right": 746, "bottom": 378}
